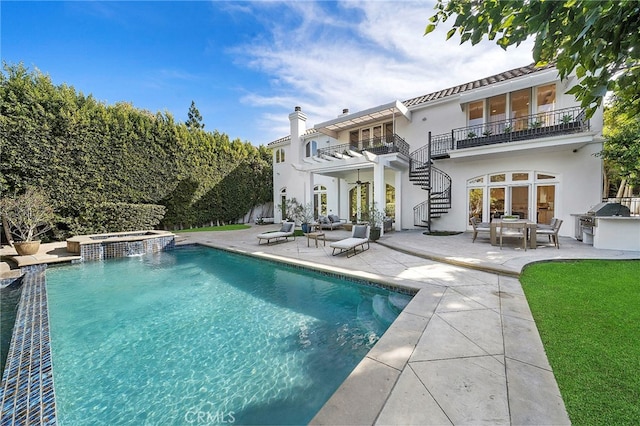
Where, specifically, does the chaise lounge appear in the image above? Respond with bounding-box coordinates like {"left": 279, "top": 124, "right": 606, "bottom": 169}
{"left": 329, "top": 224, "right": 370, "bottom": 257}
{"left": 257, "top": 222, "right": 295, "bottom": 245}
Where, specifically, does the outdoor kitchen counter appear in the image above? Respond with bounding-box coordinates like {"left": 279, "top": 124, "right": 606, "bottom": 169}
{"left": 593, "top": 216, "right": 640, "bottom": 251}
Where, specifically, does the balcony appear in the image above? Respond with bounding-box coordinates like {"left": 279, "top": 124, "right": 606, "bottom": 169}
{"left": 431, "top": 106, "right": 590, "bottom": 158}
{"left": 317, "top": 134, "right": 410, "bottom": 159}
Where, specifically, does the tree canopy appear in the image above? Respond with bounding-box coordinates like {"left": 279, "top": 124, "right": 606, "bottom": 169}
{"left": 601, "top": 96, "right": 640, "bottom": 196}
{"left": 425, "top": 0, "right": 640, "bottom": 118}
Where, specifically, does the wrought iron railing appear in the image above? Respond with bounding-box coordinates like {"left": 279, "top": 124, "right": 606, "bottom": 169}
{"left": 316, "top": 134, "right": 410, "bottom": 158}
{"left": 430, "top": 106, "right": 589, "bottom": 156}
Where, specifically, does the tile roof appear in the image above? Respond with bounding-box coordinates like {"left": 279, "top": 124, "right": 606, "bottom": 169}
{"left": 402, "top": 63, "right": 556, "bottom": 108}
{"left": 267, "top": 63, "right": 556, "bottom": 145}
{"left": 268, "top": 128, "right": 319, "bottom": 147}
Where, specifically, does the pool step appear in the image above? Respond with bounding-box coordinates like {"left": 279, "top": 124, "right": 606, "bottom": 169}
{"left": 372, "top": 294, "right": 397, "bottom": 326}
{"left": 388, "top": 292, "right": 413, "bottom": 313}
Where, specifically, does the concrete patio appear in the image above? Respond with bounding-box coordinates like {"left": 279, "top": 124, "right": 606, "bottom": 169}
{"left": 2, "top": 226, "right": 638, "bottom": 424}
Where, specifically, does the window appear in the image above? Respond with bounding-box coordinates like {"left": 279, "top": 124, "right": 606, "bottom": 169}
{"left": 511, "top": 88, "right": 530, "bottom": 131}
{"left": 490, "top": 173, "right": 506, "bottom": 183}
{"left": 512, "top": 172, "right": 529, "bottom": 181}
{"left": 275, "top": 148, "right": 285, "bottom": 163}
{"left": 536, "top": 84, "right": 556, "bottom": 113}
{"left": 489, "top": 94, "right": 506, "bottom": 125}
{"left": 468, "top": 100, "right": 484, "bottom": 127}
{"left": 305, "top": 141, "right": 317, "bottom": 157}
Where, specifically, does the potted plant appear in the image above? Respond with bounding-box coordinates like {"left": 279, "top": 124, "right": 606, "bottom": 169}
{"left": 1, "top": 187, "right": 55, "bottom": 255}
{"left": 294, "top": 202, "right": 315, "bottom": 233}
{"left": 362, "top": 203, "right": 386, "bottom": 241}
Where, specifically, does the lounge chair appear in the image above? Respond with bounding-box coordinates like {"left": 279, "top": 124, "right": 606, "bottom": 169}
{"left": 317, "top": 214, "right": 346, "bottom": 230}
{"left": 470, "top": 216, "right": 490, "bottom": 242}
{"left": 257, "top": 222, "right": 295, "bottom": 245}
{"left": 330, "top": 225, "right": 370, "bottom": 257}
{"left": 536, "top": 219, "right": 563, "bottom": 248}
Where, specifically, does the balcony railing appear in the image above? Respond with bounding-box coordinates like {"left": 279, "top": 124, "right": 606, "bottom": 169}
{"left": 430, "top": 106, "right": 589, "bottom": 157}
{"left": 317, "top": 134, "right": 410, "bottom": 158}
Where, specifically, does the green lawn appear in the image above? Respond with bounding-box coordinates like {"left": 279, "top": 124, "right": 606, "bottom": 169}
{"left": 174, "top": 224, "right": 251, "bottom": 233}
{"left": 520, "top": 260, "right": 640, "bottom": 425}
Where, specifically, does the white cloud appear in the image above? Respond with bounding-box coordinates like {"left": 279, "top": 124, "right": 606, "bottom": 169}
{"left": 231, "top": 1, "right": 535, "bottom": 144}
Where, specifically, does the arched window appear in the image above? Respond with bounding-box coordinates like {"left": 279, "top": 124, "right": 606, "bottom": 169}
{"left": 275, "top": 148, "right": 285, "bottom": 163}
{"left": 305, "top": 141, "right": 317, "bottom": 157}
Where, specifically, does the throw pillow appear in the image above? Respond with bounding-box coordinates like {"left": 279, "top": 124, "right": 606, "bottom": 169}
{"left": 353, "top": 225, "right": 368, "bottom": 239}
{"left": 280, "top": 222, "right": 293, "bottom": 233}
{"left": 328, "top": 214, "right": 340, "bottom": 223}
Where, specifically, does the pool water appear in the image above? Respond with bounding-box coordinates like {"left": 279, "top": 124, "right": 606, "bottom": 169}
{"left": 47, "top": 246, "right": 410, "bottom": 425}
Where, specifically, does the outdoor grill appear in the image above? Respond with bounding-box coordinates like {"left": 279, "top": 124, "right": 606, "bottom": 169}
{"left": 575, "top": 202, "right": 631, "bottom": 241}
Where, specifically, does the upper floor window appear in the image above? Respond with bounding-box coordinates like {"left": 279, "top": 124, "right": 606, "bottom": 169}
{"left": 305, "top": 141, "right": 317, "bottom": 157}
{"left": 536, "top": 84, "right": 556, "bottom": 114}
{"left": 275, "top": 148, "right": 285, "bottom": 163}
{"left": 468, "top": 100, "right": 484, "bottom": 127}
{"left": 511, "top": 89, "right": 531, "bottom": 130}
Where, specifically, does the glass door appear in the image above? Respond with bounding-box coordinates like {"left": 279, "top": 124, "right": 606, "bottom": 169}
{"left": 510, "top": 186, "right": 529, "bottom": 220}
{"left": 490, "top": 187, "right": 505, "bottom": 219}
{"left": 536, "top": 185, "right": 555, "bottom": 224}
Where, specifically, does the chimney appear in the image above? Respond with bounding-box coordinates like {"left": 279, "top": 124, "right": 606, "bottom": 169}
{"left": 289, "top": 106, "right": 307, "bottom": 161}
{"left": 342, "top": 108, "right": 349, "bottom": 115}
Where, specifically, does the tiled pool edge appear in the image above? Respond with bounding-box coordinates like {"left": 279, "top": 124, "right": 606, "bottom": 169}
{"left": 0, "top": 264, "right": 56, "bottom": 425}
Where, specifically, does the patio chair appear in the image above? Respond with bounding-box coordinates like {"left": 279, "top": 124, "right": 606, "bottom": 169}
{"left": 257, "top": 222, "right": 295, "bottom": 245}
{"left": 536, "top": 219, "right": 563, "bottom": 248}
{"left": 499, "top": 221, "right": 527, "bottom": 251}
{"left": 470, "top": 216, "right": 490, "bottom": 243}
{"left": 536, "top": 217, "right": 558, "bottom": 240}
{"left": 329, "top": 224, "right": 370, "bottom": 258}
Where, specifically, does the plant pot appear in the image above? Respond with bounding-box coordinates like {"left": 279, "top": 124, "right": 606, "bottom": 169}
{"left": 13, "top": 240, "right": 41, "bottom": 256}
{"left": 370, "top": 227, "right": 381, "bottom": 241}
{"left": 301, "top": 223, "right": 310, "bottom": 233}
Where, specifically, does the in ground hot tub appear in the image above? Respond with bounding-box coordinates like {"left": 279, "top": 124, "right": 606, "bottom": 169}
{"left": 66, "top": 230, "right": 175, "bottom": 261}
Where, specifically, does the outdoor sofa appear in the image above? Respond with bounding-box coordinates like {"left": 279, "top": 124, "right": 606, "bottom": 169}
{"left": 317, "top": 214, "right": 347, "bottom": 230}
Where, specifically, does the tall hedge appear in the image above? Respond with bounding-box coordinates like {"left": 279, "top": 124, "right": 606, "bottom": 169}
{"left": 0, "top": 63, "right": 273, "bottom": 236}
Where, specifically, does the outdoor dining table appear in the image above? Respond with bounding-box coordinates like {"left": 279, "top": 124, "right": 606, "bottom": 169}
{"left": 490, "top": 219, "right": 538, "bottom": 249}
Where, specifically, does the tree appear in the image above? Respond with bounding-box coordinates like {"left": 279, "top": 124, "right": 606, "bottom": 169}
{"left": 600, "top": 97, "right": 640, "bottom": 197}
{"left": 186, "top": 100, "right": 204, "bottom": 130}
{"left": 425, "top": 0, "right": 640, "bottom": 118}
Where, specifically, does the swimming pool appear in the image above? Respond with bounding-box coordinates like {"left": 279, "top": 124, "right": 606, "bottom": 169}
{"left": 47, "top": 245, "right": 411, "bottom": 425}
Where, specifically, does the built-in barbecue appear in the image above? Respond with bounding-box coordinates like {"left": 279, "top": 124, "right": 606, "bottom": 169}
{"left": 574, "top": 202, "right": 631, "bottom": 242}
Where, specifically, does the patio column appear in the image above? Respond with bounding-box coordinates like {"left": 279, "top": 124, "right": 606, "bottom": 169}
{"left": 373, "top": 163, "right": 386, "bottom": 236}
{"left": 395, "top": 169, "right": 402, "bottom": 231}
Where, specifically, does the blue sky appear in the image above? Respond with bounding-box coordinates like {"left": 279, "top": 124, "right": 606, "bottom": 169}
{"left": 2, "top": 1, "right": 534, "bottom": 146}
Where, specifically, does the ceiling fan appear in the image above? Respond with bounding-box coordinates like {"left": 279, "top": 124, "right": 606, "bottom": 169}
{"left": 348, "top": 169, "right": 370, "bottom": 186}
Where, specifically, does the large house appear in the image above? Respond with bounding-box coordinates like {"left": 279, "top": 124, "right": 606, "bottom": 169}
{"left": 268, "top": 64, "right": 604, "bottom": 237}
